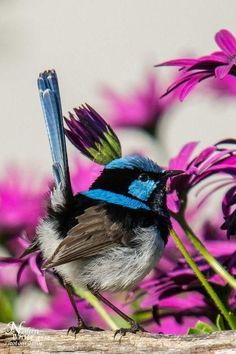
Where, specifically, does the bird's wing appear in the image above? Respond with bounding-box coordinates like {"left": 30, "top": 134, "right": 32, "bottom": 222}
{"left": 42, "top": 204, "right": 132, "bottom": 269}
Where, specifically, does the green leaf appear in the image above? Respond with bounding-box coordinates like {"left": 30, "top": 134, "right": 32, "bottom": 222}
{"left": 228, "top": 312, "right": 236, "bottom": 328}
{"left": 216, "top": 314, "right": 225, "bottom": 331}
{"left": 187, "top": 321, "right": 217, "bottom": 335}
{"left": 0, "top": 290, "right": 15, "bottom": 323}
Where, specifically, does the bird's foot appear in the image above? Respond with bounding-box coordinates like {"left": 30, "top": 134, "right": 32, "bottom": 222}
{"left": 114, "top": 322, "right": 146, "bottom": 339}
{"left": 67, "top": 321, "right": 103, "bottom": 337}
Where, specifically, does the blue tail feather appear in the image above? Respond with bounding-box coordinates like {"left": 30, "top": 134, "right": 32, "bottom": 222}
{"left": 38, "top": 70, "right": 72, "bottom": 196}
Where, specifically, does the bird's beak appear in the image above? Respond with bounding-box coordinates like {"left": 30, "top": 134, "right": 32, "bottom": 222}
{"left": 163, "top": 170, "right": 184, "bottom": 178}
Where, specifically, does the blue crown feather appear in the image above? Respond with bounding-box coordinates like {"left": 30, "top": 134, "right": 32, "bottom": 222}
{"left": 105, "top": 155, "right": 163, "bottom": 174}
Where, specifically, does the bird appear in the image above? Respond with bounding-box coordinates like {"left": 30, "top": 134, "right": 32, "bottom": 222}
{"left": 34, "top": 70, "right": 182, "bottom": 337}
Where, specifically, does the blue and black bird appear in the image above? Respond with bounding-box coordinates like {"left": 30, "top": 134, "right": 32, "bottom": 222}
{"left": 35, "top": 70, "right": 181, "bottom": 336}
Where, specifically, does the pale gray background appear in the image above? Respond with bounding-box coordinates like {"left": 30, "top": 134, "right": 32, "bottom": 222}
{"left": 1, "top": 0, "right": 236, "bottom": 176}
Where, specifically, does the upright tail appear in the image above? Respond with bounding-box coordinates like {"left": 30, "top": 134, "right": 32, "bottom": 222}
{"left": 37, "top": 70, "right": 72, "bottom": 198}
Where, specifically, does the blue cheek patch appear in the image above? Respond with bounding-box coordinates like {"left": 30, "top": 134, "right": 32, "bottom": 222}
{"left": 81, "top": 189, "right": 150, "bottom": 210}
{"left": 128, "top": 179, "right": 157, "bottom": 201}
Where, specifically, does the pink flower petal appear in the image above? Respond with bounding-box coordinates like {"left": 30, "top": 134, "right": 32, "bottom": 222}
{"left": 0, "top": 257, "right": 22, "bottom": 265}
{"left": 167, "top": 190, "right": 181, "bottom": 213}
{"left": 207, "top": 51, "right": 228, "bottom": 62}
{"left": 193, "top": 146, "right": 216, "bottom": 166}
{"left": 169, "top": 142, "right": 198, "bottom": 170}
{"left": 197, "top": 149, "right": 233, "bottom": 174}
{"left": 29, "top": 255, "right": 48, "bottom": 293}
{"left": 17, "top": 260, "right": 28, "bottom": 287}
{"left": 156, "top": 58, "right": 197, "bottom": 67}
{"left": 36, "top": 272, "right": 49, "bottom": 293}
{"left": 179, "top": 76, "right": 201, "bottom": 101}
{"left": 215, "top": 29, "right": 236, "bottom": 57}
{"left": 215, "top": 63, "right": 234, "bottom": 79}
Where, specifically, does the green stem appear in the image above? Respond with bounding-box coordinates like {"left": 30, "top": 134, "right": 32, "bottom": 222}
{"left": 170, "top": 228, "right": 236, "bottom": 330}
{"left": 176, "top": 216, "right": 236, "bottom": 289}
{"left": 74, "top": 287, "right": 119, "bottom": 330}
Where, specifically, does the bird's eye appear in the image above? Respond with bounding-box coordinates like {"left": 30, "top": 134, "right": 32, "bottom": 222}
{"left": 138, "top": 173, "right": 149, "bottom": 182}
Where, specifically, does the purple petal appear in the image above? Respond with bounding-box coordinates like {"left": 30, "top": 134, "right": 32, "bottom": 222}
{"left": 156, "top": 58, "right": 197, "bottom": 67}
{"left": 0, "top": 257, "right": 22, "bottom": 265}
{"left": 197, "top": 149, "right": 233, "bottom": 174}
{"left": 29, "top": 254, "right": 43, "bottom": 276}
{"left": 193, "top": 146, "right": 216, "bottom": 167}
{"left": 199, "top": 52, "right": 228, "bottom": 63}
{"left": 167, "top": 190, "right": 181, "bottom": 213}
{"left": 17, "top": 260, "right": 28, "bottom": 287}
{"left": 159, "top": 292, "right": 206, "bottom": 310}
{"left": 35, "top": 272, "right": 48, "bottom": 293}
{"left": 18, "top": 234, "right": 30, "bottom": 249}
{"left": 169, "top": 142, "right": 198, "bottom": 170}
{"left": 194, "top": 164, "right": 236, "bottom": 185}
{"left": 206, "top": 240, "right": 236, "bottom": 256}
{"left": 179, "top": 76, "right": 202, "bottom": 101}
{"left": 29, "top": 255, "right": 48, "bottom": 293}
{"left": 215, "top": 29, "right": 236, "bottom": 57}
{"left": 163, "top": 73, "right": 200, "bottom": 95}
{"left": 215, "top": 63, "right": 234, "bottom": 79}
{"left": 161, "top": 70, "right": 214, "bottom": 100}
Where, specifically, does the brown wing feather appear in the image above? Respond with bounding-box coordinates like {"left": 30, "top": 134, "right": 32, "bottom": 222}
{"left": 42, "top": 204, "right": 132, "bottom": 269}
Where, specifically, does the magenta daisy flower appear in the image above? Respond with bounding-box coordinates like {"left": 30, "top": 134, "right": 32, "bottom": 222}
{"left": 139, "top": 219, "right": 236, "bottom": 334}
{"left": 102, "top": 74, "right": 176, "bottom": 135}
{"left": 156, "top": 29, "right": 236, "bottom": 100}
{"left": 0, "top": 233, "right": 48, "bottom": 292}
{"left": 0, "top": 167, "right": 47, "bottom": 234}
{"left": 167, "top": 140, "right": 236, "bottom": 214}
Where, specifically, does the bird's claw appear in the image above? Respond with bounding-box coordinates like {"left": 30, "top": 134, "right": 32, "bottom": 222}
{"left": 114, "top": 322, "right": 146, "bottom": 339}
{"left": 67, "top": 326, "right": 81, "bottom": 337}
{"left": 67, "top": 323, "right": 104, "bottom": 337}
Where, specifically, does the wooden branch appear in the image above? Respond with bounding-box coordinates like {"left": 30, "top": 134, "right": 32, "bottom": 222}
{"left": 0, "top": 322, "right": 236, "bottom": 353}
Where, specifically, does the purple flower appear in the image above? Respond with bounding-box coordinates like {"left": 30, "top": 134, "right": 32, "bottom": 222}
{"left": 157, "top": 29, "right": 236, "bottom": 100}
{"left": 139, "top": 219, "right": 236, "bottom": 334}
{"left": 64, "top": 104, "right": 122, "bottom": 165}
{"left": 0, "top": 167, "right": 47, "bottom": 234}
{"left": 167, "top": 141, "right": 236, "bottom": 213}
{"left": 102, "top": 74, "right": 175, "bottom": 134}
{"left": 0, "top": 234, "right": 48, "bottom": 292}
{"left": 214, "top": 29, "right": 236, "bottom": 78}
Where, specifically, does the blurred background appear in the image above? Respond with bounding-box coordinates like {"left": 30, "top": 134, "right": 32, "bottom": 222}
{"left": 1, "top": 0, "right": 236, "bottom": 336}
{"left": 1, "top": 0, "right": 236, "bottom": 174}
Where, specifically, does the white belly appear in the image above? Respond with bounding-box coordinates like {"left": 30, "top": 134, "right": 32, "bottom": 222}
{"left": 55, "top": 225, "right": 165, "bottom": 292}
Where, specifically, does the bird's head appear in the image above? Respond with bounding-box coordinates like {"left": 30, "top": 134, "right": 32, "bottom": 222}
{"left": 84, "top": 155, "right": 181, "bottom": 217}
{"left": 64, "top": 104, "right": 182, "bottom": 216}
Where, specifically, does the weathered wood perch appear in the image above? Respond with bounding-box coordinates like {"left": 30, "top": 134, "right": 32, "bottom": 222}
{"left": 0, "top": 322, "right": 236, "bottom": 353}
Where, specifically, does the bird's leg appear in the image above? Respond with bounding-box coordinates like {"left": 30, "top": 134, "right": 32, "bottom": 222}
{"left": 89, "top": 287, "right": 145, "bottom": 337}
{"left": 64, "top": 283, "right": 103, "bottom": 336}
{"left": 65, "top": 283, "right": 85, "bottom": 335}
